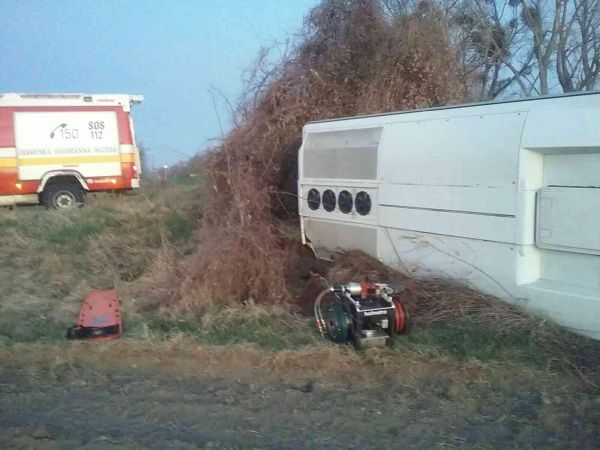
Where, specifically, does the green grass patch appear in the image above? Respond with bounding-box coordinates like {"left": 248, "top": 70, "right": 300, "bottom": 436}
{"left": 404, "top": 320, "right": 549, "bottom": 366}
{"left": 126, "top": 313, "right": 204, "bottom": 338}
{"left": 0, "top": 217, "right": 18, "bottom": 230}
{"left": 199, "top": 307, "right": 321, "bottom": 350}
{"left": 46, "top": 222, "right": 102, "bottom": 249}
{"left": 1, "top": 177, "right": 597, "bottom": 388}
{"left": 166, "top": 211, "right": 195, "bottom": 242}
{"left": 0, "top": 297, "right": 77, "bottom": 343}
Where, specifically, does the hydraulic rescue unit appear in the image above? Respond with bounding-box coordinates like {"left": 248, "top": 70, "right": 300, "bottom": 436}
{"left": 315, "top": 279, "right": 408, "bottom": 348}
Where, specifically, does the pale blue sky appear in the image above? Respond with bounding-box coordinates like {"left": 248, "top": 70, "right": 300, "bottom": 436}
{"left": 0, "top": 0, "right": 319, "bottom": 167}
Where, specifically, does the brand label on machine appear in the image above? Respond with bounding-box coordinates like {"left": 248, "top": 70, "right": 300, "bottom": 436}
{"left": 363, "top": 309, "right": 388, "bottom": 317}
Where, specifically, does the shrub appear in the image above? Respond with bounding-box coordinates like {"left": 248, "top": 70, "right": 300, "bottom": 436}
{"left": 183, "top": 0, "right": 468, "bottom": 308}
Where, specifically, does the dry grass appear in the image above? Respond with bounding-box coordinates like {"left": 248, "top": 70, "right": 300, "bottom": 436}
{"left": 1, "top": 179, "right": 598, "bottom": 391}
{"left": 0, "top": 334, "right": 537, "bottom": 387}
{"left": 0, "top": 179, "right": 202, "bottom": 342}
{"left": 329, "top": 251, "right": 535, "bottom": 335}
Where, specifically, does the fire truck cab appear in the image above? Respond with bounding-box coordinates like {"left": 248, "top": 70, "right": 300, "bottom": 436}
{"left": 0, "top": 93, "right": 143, "bottom": 209}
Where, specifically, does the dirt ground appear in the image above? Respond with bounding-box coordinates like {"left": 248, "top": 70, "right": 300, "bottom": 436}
{"left": 1, "top": 343, "right": 599, "bottom": 450}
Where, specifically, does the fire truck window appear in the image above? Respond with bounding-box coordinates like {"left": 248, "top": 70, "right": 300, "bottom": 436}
{"left": 355, "top": 191, "right": 371, "bottom": 215}
{"left": 338, "top": 190, "right": 353, "bottom": 214}
{"left": 322, "top": 189, "right": 336, "bottom": 212}
{"left": 307, "top": 188, "right": 320, "bottom": 210}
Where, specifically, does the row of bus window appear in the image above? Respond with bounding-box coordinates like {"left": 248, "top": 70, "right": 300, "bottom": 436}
{"left": 306, "top": 188, "right": 371, "bottom": 216}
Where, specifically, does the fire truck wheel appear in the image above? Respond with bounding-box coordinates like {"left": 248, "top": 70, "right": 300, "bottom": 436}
{"left": 43, "top": 183, "right": 85, "bottom": 209}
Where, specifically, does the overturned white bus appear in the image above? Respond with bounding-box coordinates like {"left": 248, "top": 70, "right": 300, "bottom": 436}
{"left": 298, "top": 91, "right": 600, "bottom": 339}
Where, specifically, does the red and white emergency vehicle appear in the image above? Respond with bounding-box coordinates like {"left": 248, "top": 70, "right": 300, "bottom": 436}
{"left": 0, "top": 93, "right": 143, "bottom": 209}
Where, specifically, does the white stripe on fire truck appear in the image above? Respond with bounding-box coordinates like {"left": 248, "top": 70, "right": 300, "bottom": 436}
{"left": 120, "top": 144, "right": 135, "bottom": 153}
{"left": 0, "top": 148, "right": 17, "bottom": 158}
{"left": 18, "top": 155, "right": 121, "bottom": 166}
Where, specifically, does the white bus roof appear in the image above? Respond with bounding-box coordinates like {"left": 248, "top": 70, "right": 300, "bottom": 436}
{"left": 307, "top": 90, "right": 600, "bottom": 125}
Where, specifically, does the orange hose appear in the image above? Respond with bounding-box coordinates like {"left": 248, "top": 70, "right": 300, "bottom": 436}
{"left": 393, "top": 299, "right": 407, "bottom": 334}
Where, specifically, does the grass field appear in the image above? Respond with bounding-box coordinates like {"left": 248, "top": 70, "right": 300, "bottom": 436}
{"left": 1, "top": 180, "right": 599, "bottom": 448}
{"left": 0, "top": 179, "right": 202, "bottom": 342}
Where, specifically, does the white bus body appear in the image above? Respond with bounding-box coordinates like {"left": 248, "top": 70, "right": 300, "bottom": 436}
{"left": 298, "top": 91, "right": 600, "bottom": 339}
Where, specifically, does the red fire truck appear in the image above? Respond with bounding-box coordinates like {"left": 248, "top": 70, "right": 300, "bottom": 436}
{"left": 0, "top": 93, "right": 143, "bottom": 208}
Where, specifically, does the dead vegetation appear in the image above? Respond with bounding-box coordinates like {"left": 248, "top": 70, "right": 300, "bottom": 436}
{"left": 182, "top": 0, "right": 467, "bottom": 309}
{"left": 327, "top": 250, "right": 533, "bottom": 334}
{"left": 0, "top": 180, "right": 202, "bottom": 342}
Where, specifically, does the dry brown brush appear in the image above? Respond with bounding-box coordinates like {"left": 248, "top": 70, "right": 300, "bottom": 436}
{"left": 182, "top": 0, "right": 468, "bottom": 309}
{"left": 327, "top": 251, "right": 537, "bottom": 336}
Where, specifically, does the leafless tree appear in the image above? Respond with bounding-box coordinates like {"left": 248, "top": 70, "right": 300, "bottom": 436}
{"left": 517, "top": 0, "right": 566, "bottom": 94}
{"left": 556, "top": 0, "right": 600, "bottom": 91}
{"left": 459, "top": 0, "right": 600, "bottom": 98}
{"left": 456, "top": 0, "right": 537, "bottom": 98}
